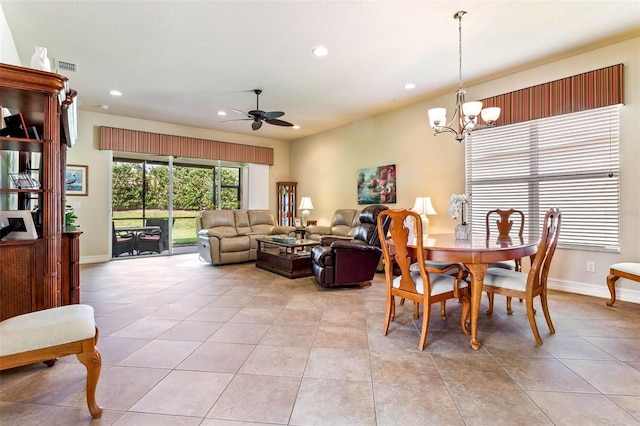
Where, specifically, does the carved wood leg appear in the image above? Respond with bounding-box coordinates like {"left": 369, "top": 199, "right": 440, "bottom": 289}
{"left": 606, "top": 273, "right": 620, "bottom": 306}
{"left": 75, "top": 339, "right": 103, "bottom": 419}
{"left": 383, "top": 295, "right": 393, "bottom": 335}
{"left": 418, "top": 301, "right": 431, "bottom": 350}
{"left": 526, "top": 295, "right": 543, "bottom": 345}
{"left": 466, "top": 263, "right": 487, "bottom": 350}
{"left": 540, "top": 290, "right": 555, "bottom": 335}
{"left": 506, "top": 296, "right": 513, "bottom": 315}
{"left": 460, "top": 291, "right": 471, "bottom": 336}
{"left": 486, "top": 292, "right": 494, "bottom": 315}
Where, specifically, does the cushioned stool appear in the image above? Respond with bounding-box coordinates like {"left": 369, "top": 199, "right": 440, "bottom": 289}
{"left": 0, "top": 305, "right": 103, "bottom": 418}
{"left": 607, "top": 262, "right": 640, "bottom": 306}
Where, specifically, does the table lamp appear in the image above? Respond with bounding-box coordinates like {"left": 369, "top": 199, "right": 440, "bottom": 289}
{"left": 412, "top": 196, "right": 437, "bottom": 236}
{"left": 298, "top": 197, "right": 315, "bottom": 226}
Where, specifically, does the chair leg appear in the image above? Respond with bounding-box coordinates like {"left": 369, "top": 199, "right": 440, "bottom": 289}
{"left": 383, "top": 295, "right": 393, "bottom": 336}
{"left": 486, "top": 292, "right": 495, "bottom": 315}
{"left": 460, "top": 292, "right": 471, "bottom": 335}
{"left": 413, "top": 302, "right": 420, "bottom": 319}
{"left": 506, "top": 296, "right": 514, "bottom": 315}
{"left": 418, "top": 302, "right": 431, "bottom": 350}
{"left": 526, "top": 296, "right": 543, "bottom": 345}
{"left": 539, "top": 291, "right": 555, "bottom": 335}
{"left": 440, "top": 300, "right": 447, "bottom": 319}
{"left": 75, "top": 338, "right": 103, "bottom": 419}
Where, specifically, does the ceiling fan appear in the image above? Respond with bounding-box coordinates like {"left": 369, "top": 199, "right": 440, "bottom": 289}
{"left": 224, "top": 89, "right": 294, "bottom": 131}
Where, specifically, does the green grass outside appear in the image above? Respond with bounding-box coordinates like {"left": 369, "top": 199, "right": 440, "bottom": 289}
{"left": 112, "top": 209, "right": 199, "bottom": 245}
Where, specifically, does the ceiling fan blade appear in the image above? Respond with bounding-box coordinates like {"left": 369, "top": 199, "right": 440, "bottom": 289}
{"left": 252, "top": 120, "right": 263, "bottom": 131}
{"left": 232, "top": 109, "right": 253, "bottom": 118}
{"left": 262, "top": 111, "right": 284, "bottom": 119}
{"left": 265, "top": 118, "right": 294, "bottom": 127}
{"left": 220, "top": 118, "right": 252, "bottom": 123}
{"left": 248, "top": 110, "right": 265, "bottom": 117}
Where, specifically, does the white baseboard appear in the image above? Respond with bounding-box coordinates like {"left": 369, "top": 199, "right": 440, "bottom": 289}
{"left": 80, "top": 255, "right": 111, "bottom": 264}
{"left": 548, "top": 278, "right": 640, "bottom": 304}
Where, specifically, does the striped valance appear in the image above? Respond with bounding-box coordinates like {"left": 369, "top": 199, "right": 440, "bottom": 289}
{"left": 99, "top": 127, "right": 274, "bottom": 165}
{"left": 480, "top": 64, "right": 624, "bottom": 126}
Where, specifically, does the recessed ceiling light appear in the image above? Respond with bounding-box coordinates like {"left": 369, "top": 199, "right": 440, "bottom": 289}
{"left": 217, "top": 111, "right": 227, "bottom": 116}
{"left": 404, "top": 83, "right": 416, "bottom": 90}
{"left": 109, "top": 90, "right": 122, "bottom": 96}
{"left": 293, "top": 125, "right": 300, "bottom": 129}
{"left": 312, "top": 46, "right": 328, "bottom": 57}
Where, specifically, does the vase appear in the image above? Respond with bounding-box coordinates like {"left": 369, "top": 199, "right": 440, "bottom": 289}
{"left": 455, "top": 223, "right": 471, "bottom": 240}
{"left": 30, "top": 47, "right": 51, "bottom": 72}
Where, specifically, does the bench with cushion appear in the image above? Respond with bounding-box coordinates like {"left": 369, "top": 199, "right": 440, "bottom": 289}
{"left": 606, "top": 262, "right": 640, "bottom": 306}
{"left": 0, "top": 304, "right": 103, "bottom": 418}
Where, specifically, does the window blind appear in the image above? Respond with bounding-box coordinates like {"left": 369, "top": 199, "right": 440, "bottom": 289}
{"left": 466, "top": 104, "right": 620, "bottom": 252}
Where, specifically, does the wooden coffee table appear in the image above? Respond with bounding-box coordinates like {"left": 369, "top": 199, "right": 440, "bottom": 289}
{"left": 256, "top": 237, "right": 320, "bottom": 278}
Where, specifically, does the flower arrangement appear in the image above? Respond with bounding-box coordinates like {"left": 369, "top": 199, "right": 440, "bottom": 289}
{"left": 448, "top": 194, "right": 469, "bottom": 225}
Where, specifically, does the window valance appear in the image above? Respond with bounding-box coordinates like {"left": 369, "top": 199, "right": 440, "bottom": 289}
{"left": 99, "top": 126, "right": 274, "bottom": 165}
{"left": 479, "top": 64, "right": 623, "bottom": 126}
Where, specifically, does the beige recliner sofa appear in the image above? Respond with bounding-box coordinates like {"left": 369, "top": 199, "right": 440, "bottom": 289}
{"left": 305, "top": 209, "right": 361, "bottom": 241}
{"left": 196, "top": 209, "right": 295, "bottom": 265}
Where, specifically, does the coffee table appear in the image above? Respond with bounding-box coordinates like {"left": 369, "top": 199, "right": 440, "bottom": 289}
{"left": 255, "top": 236, "right": 320, "bottom": 279}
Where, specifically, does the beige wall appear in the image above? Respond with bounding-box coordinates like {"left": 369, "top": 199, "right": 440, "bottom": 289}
{"left": 67, "top": 111, "right": 290, "bottom": 262}
{"left": 290, "top": 37, "right": 640, "bottom": 302}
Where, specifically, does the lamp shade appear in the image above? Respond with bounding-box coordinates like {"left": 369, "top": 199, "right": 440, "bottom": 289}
{"left": 462, "top": 101, "right": 483, "bottom": 117}
{"left": 428, "top": 108, "right": 447, "bottom": 127}
{"left": 481, "top": 107, "right": 501, "bottom": 124}
{"left": 412, "top": 196, "right": 437, "bottom": 215}
{"left": 298, "top": 197, "right": 314, "bottom": 210}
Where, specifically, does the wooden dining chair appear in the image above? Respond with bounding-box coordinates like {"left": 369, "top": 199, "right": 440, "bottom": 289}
{"left": 482, "top": 208, "right": 561, "bottom": 345}
{"left": 377, "top": 209, "right": 470, "bottom": 350}
{"left": 485, "top": 208, "right": 525, "bottom": 315}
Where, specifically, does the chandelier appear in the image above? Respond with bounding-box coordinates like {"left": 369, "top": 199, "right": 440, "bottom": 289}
{"left": 428, "top": 11, "right": 501, "bottom": 142}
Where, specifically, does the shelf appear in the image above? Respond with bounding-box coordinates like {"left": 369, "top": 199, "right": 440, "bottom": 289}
{"left": 1, "top": 137, "right": 44, "bottom": 152}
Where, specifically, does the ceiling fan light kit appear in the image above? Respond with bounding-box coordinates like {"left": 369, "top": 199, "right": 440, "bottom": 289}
{"left": 428, "top": 11, "right": 501, "bottom": 142}
{"left": 223, "top": 89, "right": 294, "bottom": 131}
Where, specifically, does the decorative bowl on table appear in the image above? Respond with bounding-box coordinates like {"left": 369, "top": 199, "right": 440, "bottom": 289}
{"left": 272, "top": 235, "right": 296, "bottom": 243}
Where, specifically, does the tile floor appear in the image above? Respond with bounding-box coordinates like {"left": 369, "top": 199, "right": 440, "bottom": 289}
{"left": 1, "top": 254, "right": 639, "bottom": 425}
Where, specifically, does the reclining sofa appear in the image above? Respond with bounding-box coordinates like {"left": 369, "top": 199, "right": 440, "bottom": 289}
{"left": 305, "top": 209, "right": 361, "bottom": 241}
{"left": 197, "top": 209, "right": 295, "bottom": 265}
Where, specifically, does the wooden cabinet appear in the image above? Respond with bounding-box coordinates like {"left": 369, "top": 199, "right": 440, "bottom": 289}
{"left": 0, "top": 63, "right": 77, "bottom": 321}
{"left": 277, "top": 181, "right": 297, "bottom": 226}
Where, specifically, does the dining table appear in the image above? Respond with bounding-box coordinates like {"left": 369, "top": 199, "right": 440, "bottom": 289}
{"left": 404, "top": 233, "right": 538, "bottom": 350}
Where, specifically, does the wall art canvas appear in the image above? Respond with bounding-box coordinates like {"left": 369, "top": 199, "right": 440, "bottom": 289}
{"left": 357, "top": 164, "right": 396, "bottom": 205}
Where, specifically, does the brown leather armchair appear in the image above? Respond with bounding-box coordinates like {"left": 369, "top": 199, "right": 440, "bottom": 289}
{"left": 311, "top": 204, "right": 390, "bottom": 288}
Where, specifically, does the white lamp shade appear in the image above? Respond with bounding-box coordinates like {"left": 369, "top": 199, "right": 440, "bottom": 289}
{"left": 462, "top": 101, "right": 483, "bottom": 117}
{"left": 428, "top": 108, "right": 447, "bottom": 127}
{"left": 481, "top": 107, "right": 501, "bottom": 124}
{"left": 412, "top": 196, "right": 437, "bottom": 215}
{"left": 298, "top": 197, "right": 314, "bottom": 210}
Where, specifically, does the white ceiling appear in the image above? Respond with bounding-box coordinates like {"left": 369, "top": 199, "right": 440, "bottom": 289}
{"left": 3, "top": 1, "right": 639, "bottom": 141}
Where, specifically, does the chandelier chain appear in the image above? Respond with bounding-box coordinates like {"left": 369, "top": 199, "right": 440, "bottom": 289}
{"left": 458, "top": 13, "right": 463, "bottom": 90}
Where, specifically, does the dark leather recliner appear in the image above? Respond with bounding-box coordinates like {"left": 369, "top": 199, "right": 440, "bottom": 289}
{"left": 311, "top": 204, "right": 390, "bottom": 288}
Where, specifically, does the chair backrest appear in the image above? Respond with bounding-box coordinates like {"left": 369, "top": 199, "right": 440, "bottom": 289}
{"left": 353, "top": 204, "right": 390, "bottom": 247}
{"left": 527, "top": 208, "right": 561, "bottom": 292}
{"left": 377, "top": 208, "right": 429, "bottom": 296}
{"left": 485, "top": 208, "right": 525, "bottom": 239}
{"left": 145, "top": 218, "right": 169, "bottom": 247}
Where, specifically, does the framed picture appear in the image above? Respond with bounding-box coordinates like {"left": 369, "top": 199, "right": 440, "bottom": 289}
{"left": 357, "top": 164, "right": 396, "bottom": 205}
{"left": 293, "top": 217, "right": 302, "bottom": 227}
{"left": 306, "top": 220, "right": 317, "bottom": 226}
{"left": 9, "top": 172, "right": 39, "bottom": 189}
{"left": 0, "top": 210, "right": 38, "bottom": 240}
{"left": 65, "top": 164, "right": 88, "bottom": 196}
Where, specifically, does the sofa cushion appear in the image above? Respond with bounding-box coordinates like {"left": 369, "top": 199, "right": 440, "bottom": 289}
{"left": 200, "top": 210, "right": 235, "bottom": 230}
{"left": 234, "top": 210, "right": 252, "bottom": 235}
{"left": 220, "top": 235, "right": 251, "bottom": 252}
{"left": 248, "top": 210, "right": 277, "bottom": 234}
